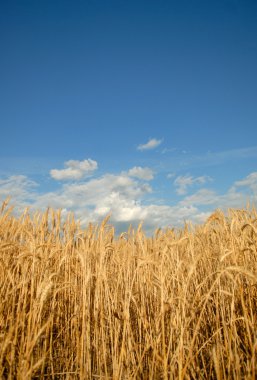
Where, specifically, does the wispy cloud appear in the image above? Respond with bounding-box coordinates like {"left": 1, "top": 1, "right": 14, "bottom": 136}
{"left": 194, "top": 146, "right": 257, "bottom": 167}
{"left": 50, "top": 159, "right": 98, "bottom": 181}
{"left": 0, "top": 175, "right": 38, "bottom": 211}
{"left": 174, "top": 175, "right": 212, "bottom": 195}
{"left": 137, "top": 138, "right": 162, "bottom": 151}
{"left": 159, "top": 146, "right": 257, "bottom": 172}
{"left": 167, "top": 172, "right": 176, "bottom": 179}
{"left": 234, "top": 172, "right": 257, "bottom": 191}
{"left": 161, "top": 147, "right": 176, "bottom": 155}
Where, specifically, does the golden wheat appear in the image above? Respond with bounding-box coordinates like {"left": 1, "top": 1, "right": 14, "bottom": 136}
{"left": 0, "top": 200, "right": 256, "bottom": 379}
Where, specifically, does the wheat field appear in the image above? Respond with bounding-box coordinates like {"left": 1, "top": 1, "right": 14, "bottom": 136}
{"left": 0, "top": 200, "right": 257, "bottom": 379}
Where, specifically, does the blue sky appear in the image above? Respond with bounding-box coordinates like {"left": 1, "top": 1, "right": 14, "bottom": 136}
{"left": 1, "top": 0, "right": 257, "bottom": 233}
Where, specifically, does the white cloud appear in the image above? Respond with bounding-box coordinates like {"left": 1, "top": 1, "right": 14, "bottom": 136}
{"left": 137, "top": 138, "right": 162, "bottom": 151}
{"left": 50, "top": 159, "right": 98, "bottom": 181}
{"left": 127, "top": 166, "right": 154, "bottom": 180}
{"left": 174, "top": 175, "right": 212, "bottom": 195}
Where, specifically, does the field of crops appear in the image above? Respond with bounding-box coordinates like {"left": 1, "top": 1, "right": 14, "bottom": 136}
{"left": 0, "top": 200, "right": 257, "bottom": 379}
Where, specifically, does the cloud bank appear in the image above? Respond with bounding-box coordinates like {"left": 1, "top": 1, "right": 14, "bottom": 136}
{"left": 1, "top": 158, "right": 257, "bottom": 235}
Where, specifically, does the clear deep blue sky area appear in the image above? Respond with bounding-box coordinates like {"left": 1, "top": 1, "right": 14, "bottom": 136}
{"left": 0, "top": 0, "right": 257, "bottom": 233}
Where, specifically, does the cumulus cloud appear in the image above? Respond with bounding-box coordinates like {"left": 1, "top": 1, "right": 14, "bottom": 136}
{"left": 137, "top": 138, "right": 162, "bottom": 151}
{"left": 50, "top": 159, "right": 98, "bottom": 181}
{"left": 174, "top": 175, "right": 212, "bottom": 195}
{"left": 127, "top": 166, "right": 154, "bottom": 180}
